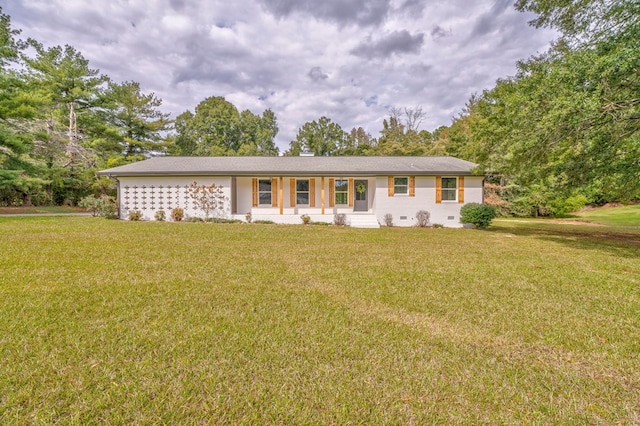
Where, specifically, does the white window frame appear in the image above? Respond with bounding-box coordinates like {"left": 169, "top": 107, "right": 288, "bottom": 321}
{"left": 394, "top": 177, "right": 409, "bottom": 195}
{"left": 334, "top": 178, "right": 349, "bottom": 205}
{"left": 441, "top": 177, "right": 458, "bottom": 202}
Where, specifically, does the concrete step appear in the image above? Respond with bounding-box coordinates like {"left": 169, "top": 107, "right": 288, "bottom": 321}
{"left": 348, "top": 214, "right": 380, "bottom": 228}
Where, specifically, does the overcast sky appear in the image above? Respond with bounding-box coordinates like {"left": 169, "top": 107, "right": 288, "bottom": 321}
{"left": 4, "top": 0, "right": 556, "bottom": 152}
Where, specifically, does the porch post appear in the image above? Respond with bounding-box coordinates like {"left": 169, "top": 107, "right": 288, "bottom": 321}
{"left": 321, "top": 176, "right": 325, "bottom": 215}
{"left": 279, "top": 176, "right": 283, "bottom": 215}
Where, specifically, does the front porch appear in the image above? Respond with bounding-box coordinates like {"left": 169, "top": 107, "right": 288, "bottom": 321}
{"left": 233, "top": 176, "right": 376, "bottom": 220}
{"left": 237, "top": 211, "right": 380, "bottom": 228}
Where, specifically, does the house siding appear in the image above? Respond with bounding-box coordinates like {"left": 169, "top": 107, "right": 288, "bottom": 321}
{"left": 117, "top": 176, "right": 232, "bottom": 220}
{"left": 373, "top": 175, "right": 483, "bottom": 227}
{"left": 114, "top": 174, "right": 483, "bottom": 227}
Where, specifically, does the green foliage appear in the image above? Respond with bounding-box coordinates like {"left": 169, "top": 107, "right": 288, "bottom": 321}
{"left": 185, "top": 216, "right": 204, "bottom": 222}
{"left": 171, "top": 207, "right": 184, "bottom": 222}
{"left": 78, "top": 194, "right": 116, "bottom": 218}
{"left": 252, "top": 219, "right": 275, "bottom": 224}
{"left": 173, "top": 96, "right": 278, "bottom": 156}
{"left": 154, "top": 210, "right": 166, "bottom": 222}
{"left": 300, "top": 214, "right": 311, "bottom": 224}
{"left": 287, "top": 116, "right": 347, "bottom": 156}
{"left": 460, "top": 203, "right": 497, "bottom": 229}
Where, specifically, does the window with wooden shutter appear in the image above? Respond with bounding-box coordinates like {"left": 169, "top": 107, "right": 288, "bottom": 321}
{"left": 458, "top": 176, "right": 464, "bottom": 203}
{"left": 252, "top": 178, "right": 258, "bottom": 207}
{"left": 409, "top": 176, "right": 416, "bottom": 197}
{"left": 271, "top": 178, "right": 278, "bottom": 207}
{"left": 388, "top": 176, "right": 394, "bottom": 196}
{"left": 348, "top": 178, "right": 354, "bottom": 207}
{"left": 328, "top": 178, "right": 335, "bottom": 207}
{"left": 290, "top": 178, "right": 296, "bottom": 207}
{"left": 309, "top": 178, "right": 316, "bottom": 207}
{"left": 435, "top": 176, "right": 442, "bottom": 203}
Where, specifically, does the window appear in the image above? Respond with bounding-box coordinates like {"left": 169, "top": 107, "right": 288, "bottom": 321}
{"left": 296, "top": 179, "right": 309, "bottom": 205}
{"left": 394, "top": 177, "right": 408, "bottom": 194}
{"left": 334, "top": 179, "right": 348, "bottom": 205}
{"left": 442, "top": 177, "right": 457, "bottom": 201}
{"left": 258, "top": 179, "right": 271, "bottom": 205}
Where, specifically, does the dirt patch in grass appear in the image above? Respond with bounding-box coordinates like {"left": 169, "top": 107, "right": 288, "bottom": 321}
{"left": 545, "top": 219, "right": 603, "bottom": 226}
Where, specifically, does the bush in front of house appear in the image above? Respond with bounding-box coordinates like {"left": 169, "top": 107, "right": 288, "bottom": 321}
{"left": 383, "top": 213, "right": 393, "bottom": 227}
{"left": 155, "top": 210, "right": 166, "bottom": 221}
{"left": 415, "top": 210, "right": 430, "bottom": 227}
{"left": 460, "top": 203, "right": 497, "bottom": 229}
{"left": 333, "top": 213, "right": 347, "bottom": 226}
{"left": 128, "top": 210, "right": 143, "bottom": 221}
{"left": 171, "top": 207, "right": 184, "bottom": 222}
{"left": 79, "top": 195, "right": 117, "bottom": 218}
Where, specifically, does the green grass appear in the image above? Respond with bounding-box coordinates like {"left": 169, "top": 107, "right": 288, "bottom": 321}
{"left": 0, "top": 205, "right": 86, "bottom": 214}
{"left": 0, "top": 217, "right": 638, "bottom": 424}
{"left": 575, "top": 204, "right": 640, "bottom": 226}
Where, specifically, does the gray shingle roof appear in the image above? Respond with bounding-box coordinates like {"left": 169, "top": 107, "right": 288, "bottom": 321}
{"left": 97, "top": 156, "right": 479, "bottom": 177}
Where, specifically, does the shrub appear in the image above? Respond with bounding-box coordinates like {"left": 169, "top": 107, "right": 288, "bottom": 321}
{"left": 79, "top": 195, "right": 117, "bottom": 218}
{"left": 460, "top": 203, "right": 497, "bottom": 229}
{"left": 300, "top": 214, "right": 311, "bottom": 225}
{"left": 432, "top": 223, "right": 444, "bottom": 229}
{"left": 383, "top": 213, "right": 393, "bottom": 227}
{"left": 310, "top": 221, "right": 331, "bottom": 226}
{"left": 333, "top": 213, "right": 347, "bottom": 226}
{"left": 415, "top": 210, "right": 430, "bottom": 227}
{"left": 154, "top": 210, "right": 166, "bottom": 222}
{"left": 253, "top": 220, "right": 275, "bottom": 224}
{"left": 187, "top": 181, "right": 225, "bottom": 220}
{"left": 171, "top": 207, "right": 184, "bottom": 222}
{"left": 128, "top": 210, "right": 143, "bottom": 221}
{"left": 245, "top": 212, "right": 252, "bottom": 223}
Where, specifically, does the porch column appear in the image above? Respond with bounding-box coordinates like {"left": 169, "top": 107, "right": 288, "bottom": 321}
{"left": 321, "top": 176, "right": 325, "bottom": 215}
{"left": 279, "top": 176, "right": 283, "bottom": 215}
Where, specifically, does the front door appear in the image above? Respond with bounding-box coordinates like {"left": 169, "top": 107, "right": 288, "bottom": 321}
{"left": 354, "top": 180, "right": 368, "bottom": 211}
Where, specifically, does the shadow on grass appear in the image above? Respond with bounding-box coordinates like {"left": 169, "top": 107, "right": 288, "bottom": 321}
{"left": 489, "top": 221, "right": 640, "bottom": 259}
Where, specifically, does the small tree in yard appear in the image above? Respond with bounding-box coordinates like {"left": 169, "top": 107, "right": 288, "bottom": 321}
{"left": 187, "top": 181, "right": 226, "bottom": 220}
{"left": 79, "top": 195, "right": 117, "bottom": 218}
{"left": 460, "top": 203, "right": 497, "bottom": 229}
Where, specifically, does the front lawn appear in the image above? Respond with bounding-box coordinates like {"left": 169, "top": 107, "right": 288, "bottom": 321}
{"left": 0, "top": 217, "right": 638, "bottom": 423}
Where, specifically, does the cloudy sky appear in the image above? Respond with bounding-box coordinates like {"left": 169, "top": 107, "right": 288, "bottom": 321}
{"left": 4, "top": 0, "right": 556, "bottom": 151}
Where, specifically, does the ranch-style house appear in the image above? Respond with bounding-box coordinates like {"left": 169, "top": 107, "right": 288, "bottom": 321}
{"left": 97, "top": 156, "right": 483, "bottom": 228}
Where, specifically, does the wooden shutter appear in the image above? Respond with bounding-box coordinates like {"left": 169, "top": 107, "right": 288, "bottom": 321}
{"left": 290, "top": 178, "right": 296, "bottom": 207}
{"left": 458, "top": 176, "right": 464, "bottom": 203}
{"left": 348, "top": 178, "right": 354, "bottom": 207}
{"left": 328, "top": 178, "right": 335, "bottom": 207}
{"left": 252, "top": 178, "right": 258, "bottom": 207}
{"left": 271, "top": 178, "right": 278, "bottom": 207}
{"left": 309, "top": 178, "right": 316, "bottom": 207}
{"left": 388, "top": 176, "right": 394, "bottom": 196}
{"left": 409, "top": 176, "right": 416, "bottom": 197}
{"left": 435, "top": 176, "right": 442, "bottom": 204}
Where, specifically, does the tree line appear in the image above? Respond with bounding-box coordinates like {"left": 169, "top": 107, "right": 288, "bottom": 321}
{"left": 1, "top": 1, "right": 638, "bottom": 215}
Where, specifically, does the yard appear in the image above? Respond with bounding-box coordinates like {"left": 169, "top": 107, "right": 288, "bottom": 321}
{"left": 0, "top": 213, "right": 638, "bottom": 423}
